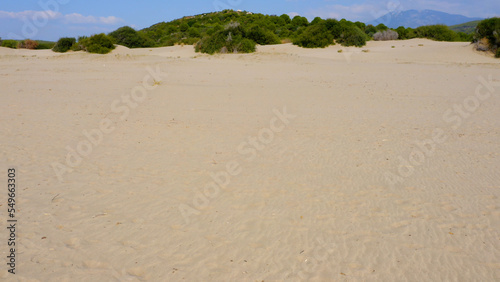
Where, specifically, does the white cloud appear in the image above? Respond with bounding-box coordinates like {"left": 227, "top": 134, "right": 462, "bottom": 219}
{"left": 0, "top": 10, "right": 61, "bottom": 20}
{"left": 99, "top": 16, "right": 121, "bottom": 25}
{"left": 0, "top": 10, "right": 122, "bottom": 25}
{"left": 64, "top": 13, "right": 122, "bottom": 25}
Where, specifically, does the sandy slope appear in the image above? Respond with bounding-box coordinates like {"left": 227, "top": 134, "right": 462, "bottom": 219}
{"left": 1, "top": 39, "right": 500, "bottom": 281}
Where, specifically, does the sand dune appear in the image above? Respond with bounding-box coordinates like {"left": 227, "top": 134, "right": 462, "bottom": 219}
{"left": 1, "top": 39, "right": 499, "bottom": 281}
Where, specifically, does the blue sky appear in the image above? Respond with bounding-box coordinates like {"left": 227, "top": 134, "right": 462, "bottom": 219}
{"left": 1, "top": 0, "right": 499, "bottom": 41}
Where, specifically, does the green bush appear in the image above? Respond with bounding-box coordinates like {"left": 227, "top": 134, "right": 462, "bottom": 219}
{"left": 2, "top": 40, "right": 18, "bottom": 49}
{"left": 180, "top": 23, "right": 189, "bottom": 32}
{"left": 36, "top": 41, "right": 56, "bottom": 49}
{"left": 246, "top": 25, "right": 281, "bottom": 45}
{"left": 291, "top": 16, "right": 309, "bottom": 30}
{"left": 293, "top": 23, "right": 333, "bottom": 48}
{"left": 456, "top": 32, "right": 473, "bottom": 42}
{"left": 280, "top": 14, "right": 291, "bottom": 24}
{"left": 292, "top": 18, "right": 369, "bottom": 48}
{"left": 364, "top": 24, "right": 377, "bottom": 37}
{"left": 496, "top": 48, "right": 500, "bottom": 58}
{"left": 109, "top": 26, "right": 154, "bottom": 48}
{"left": 187, "top": 27, "right": 201, "bottom": 38}
{"left": 310, "top": 17, "right": 323, "bottom": 25}
{"left": 195, "top": 22, "right": 256, "bottom": 54}
{"left": 52, "top": 37, "right": 76, "bottom": 52}
{"left": 70, "top": 36, "right": 87, "bottom": 51}
{"left": 238, "top": 38, "right": 257, "bottom": 53}
{"left": 415, "top": 25, "right": 459, "bottom": 41}
{"left": 78, "top": 34, "right": 116, "bottom": 54}
{"left": 376, "top": 23, "right": 388, "bottom": 31}
{"left": 337, "top": 25, "right": 369, "bottom": 47}
{"left": 475, "top": 18, "right": 500, "bottom": 50}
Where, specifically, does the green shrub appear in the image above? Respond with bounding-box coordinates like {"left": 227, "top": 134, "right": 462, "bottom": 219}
{"left": 109, "top": 26, "right": 154, "bottom": 48}
{"left": 280, "top": 14, "right": 291, "bottom": 24}
{"left": 187, "top": 27, "right": 201, "bottom": 38}
{"left": 291, "top": 16, "right": 309, "bottom": 30}
{"left": 293, "top": 23, "right": 333, "bottom": 48}
{"left": 355, "top": 21, "right": 366, "bottom": 32}
{"left": 364, "top": 24, "right": 377, "bottom": 37}
{"left": 195, "top": 22, "right": 256, "bottom": 54}
{"left": 246, "top": 25, "right": 281, "bottom": 45}
{"left": 415, "top": 25, "right": 459, "bottom": 41}
{"left": 36, "top": 41, "right": 56, "bottom": 49}
{"left": 496, "top": 48, "right": 500, "bottom": 58}
{"left": 310, "top": 17, "right": 323, "bottom": 25}
{"left": 395, "top": 26, "right": 417, "bottom": 40}
{"left": 69, "top": 36, "right": 87, "bottom": 51}
{"left": 238, "top": 38, "right": 256, "bottom": 53}
{"left": 475, "top": 18, "right": 500, "bottom": 50}
{"left": 2, "top": 40, "right": 19, "bottom": 49}
{"left": 78, "top": 34, "right": 115, "bottom": 54}
{"left": 376, "top": 23, "right": 388, "bottom": 31}
{"left": 337, "top": 25, "right": 369, "bottom": 47}
{"left": 52, "top": 37, "right": 76, "bottom": 52}
{"left": 180, "top": 23, "right": 189, "bottom": 32}
{"left": 456, "top": 32, "right": 473, "bottom": 42}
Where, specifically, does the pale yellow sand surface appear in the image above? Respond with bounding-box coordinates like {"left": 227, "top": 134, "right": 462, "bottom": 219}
{"left": 1, "top": 39, "right": 499, "bottom": 281}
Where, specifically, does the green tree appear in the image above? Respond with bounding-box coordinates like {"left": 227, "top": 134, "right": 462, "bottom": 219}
{"left": 376, "top": 23, "right": 388, "bottom": 31}
{"left": 52, "top": 37, "right": 76, "bottom": 52}
{"left": 79, "top": 34, "right": 116, "bottom": 54}
{"left": 475, "top": 18, "right": 500, "bottom": 48}
{"left": 246, "top": 25, "right": 281, "bottom": 45}
{"left": 354, "top": 21, "right": 366, "bottom": 31}
{"left": 415, "top": 25, "right": 459, "bottom": 41}
{"left": 195, "top": 22, "right": 256, "bottom": 54}
{"left": 293, "top": 23, "right": 333, "bottom": 48}
{"left": 1, "top": 40, "right": 18, "bottom": 49}
{"left": 336, "top": 24, "right": 369, "bottom": 47}
{"left": 364, "top": 24, "right": 377, "bottom": 37}
{"left": 291, "top": 16, "right": 309, "bottom": 29}
{"left": 180, "top": 23, "right": 189, "bottom": 32}
{"left": 280, "top": 14, "right": 291, "bottom": 24}
{"left": 311, "top": 17, "right": 323, "bottom": 25}
{"left": 108, "top": 26, "right": 154, "bottom": 48}
{"left": 187, "top": 27, "right": 201, "bottom": 38}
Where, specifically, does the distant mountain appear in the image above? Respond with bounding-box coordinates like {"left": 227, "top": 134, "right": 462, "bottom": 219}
{"left": 449, "top": 20, "right": 482, "bottom": 34}
{"left": 369, "top": 9, "right": 483, "bottom": 29}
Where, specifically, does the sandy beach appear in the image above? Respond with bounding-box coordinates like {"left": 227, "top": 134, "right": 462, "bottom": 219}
{"left": 1, "top": 38, "right": 499, "bottom": 281}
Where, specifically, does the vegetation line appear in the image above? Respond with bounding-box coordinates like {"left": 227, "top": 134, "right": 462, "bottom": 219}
{"left": 1, "top": 10, "right": 498, "bottom": 58}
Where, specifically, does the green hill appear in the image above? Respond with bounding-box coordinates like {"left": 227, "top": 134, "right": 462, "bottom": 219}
{"left": 449, "top": 20, "right": 481, "bottom": 34}
{"left": 139, "top": 10, "right": 302, "bottom": 47}
{"left": 49, "top": 10, "right": 492, "bottom": 55}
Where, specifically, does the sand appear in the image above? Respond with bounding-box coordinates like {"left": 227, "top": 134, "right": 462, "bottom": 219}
{"left": 1, "top": 39, "right": 500, "bottom": 281}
